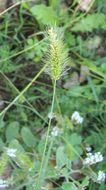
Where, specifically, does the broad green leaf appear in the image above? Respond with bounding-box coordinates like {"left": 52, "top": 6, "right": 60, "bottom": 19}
{"left": 75, "top": 146, "right": 83, "bottom": 155}
{"left": 70, "top": 133, "right": 82, "bottom": 145}
{"left": 56, "top": 146, "right": 70, "bottom": 169}
{"left": 66, "top": 143, "right": 82, "bottom": 160}
{"left": 21, "top": 127, "right": 36, "bottom": 147}
{"left": 62, "top": 182, "right": 78, "bottom": 190}
{"left": 31, "top": 4, "right": 58, "bottom": 25}
{"left": 6, "top": 121, "right": 19, "bottom": 142}
{"left": 72, "top": 13, "right": 106, "bottom": 32}
{"left": 81, "top": 176, "right": 89, "bottom": 187}
{"left": 9, "top": 139, "right": 25, "bottom": 152}
{"left": 66, "top": 134, "right": 82, "bottom": 160}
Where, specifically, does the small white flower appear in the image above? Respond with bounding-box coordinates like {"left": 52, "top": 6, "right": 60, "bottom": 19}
{"left": 94, "top": 152, "right": 103, "bottom": 163}
{"left": 71, "top": 111, "right": 83, "bottom": 124}
{"left": 7, "top": 148, "right": 17, "bottom": 158}
{"left": 0, "top": 179, "right": 8, "bottom": 188}
{"left": 97, "top": 171, "right": 105, "bottom": 183}
{"left": 86, "top": 146, "right": 92, "bottom": 152}
{"left": 51, "top": 126, "right": 61, "bottom": 137}
{"left": 83, "top": 152, "right": 103, "bottom": 166}
{"left": 48, "top": 112, "right": 55, "bottom": 120}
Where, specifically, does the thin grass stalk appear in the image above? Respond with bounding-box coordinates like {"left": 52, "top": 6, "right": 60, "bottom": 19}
{"left": 0, "top": 64, "right": 47, "bottom": 117}
{"left": 36, "top": 79, "right": 56, "bottom": 190}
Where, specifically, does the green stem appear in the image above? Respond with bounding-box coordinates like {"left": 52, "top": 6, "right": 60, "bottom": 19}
{"left": 0, "top": 0, "right": 35, "bottom": 17}
{"left": 0, "top": 64, "right": 47, "bottom": 117}
{"left": 0, "top": 71, "right": 47, "bottom": 123}
{"left": 36, "top": 79, "right": 56, "bottom": 190}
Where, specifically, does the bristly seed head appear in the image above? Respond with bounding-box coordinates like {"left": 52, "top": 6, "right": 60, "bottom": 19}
{"left": 45, "top": 27, "right": 69, "bottom": 81}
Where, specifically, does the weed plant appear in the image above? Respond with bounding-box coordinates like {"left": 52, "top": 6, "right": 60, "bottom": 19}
{"left": 0, "top": 0, "right": 106, "bottom": 190}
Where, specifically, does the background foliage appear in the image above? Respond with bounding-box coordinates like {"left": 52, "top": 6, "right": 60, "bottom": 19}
{"left": 0, "top": 0, "right": 106, "bottom": 189}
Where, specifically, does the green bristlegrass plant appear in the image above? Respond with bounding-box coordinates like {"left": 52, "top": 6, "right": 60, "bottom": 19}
{"left": 36, "top": 27, "right": 69, "bottom": 190}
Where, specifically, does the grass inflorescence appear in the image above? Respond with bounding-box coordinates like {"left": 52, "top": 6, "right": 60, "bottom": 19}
{"left": 45, "top": 27, "right": 69, "bottom": 81}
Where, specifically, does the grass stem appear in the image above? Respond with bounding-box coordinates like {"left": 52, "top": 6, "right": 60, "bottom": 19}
{"left": 36, "top": 79, "right": 56, "bottom": 190}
